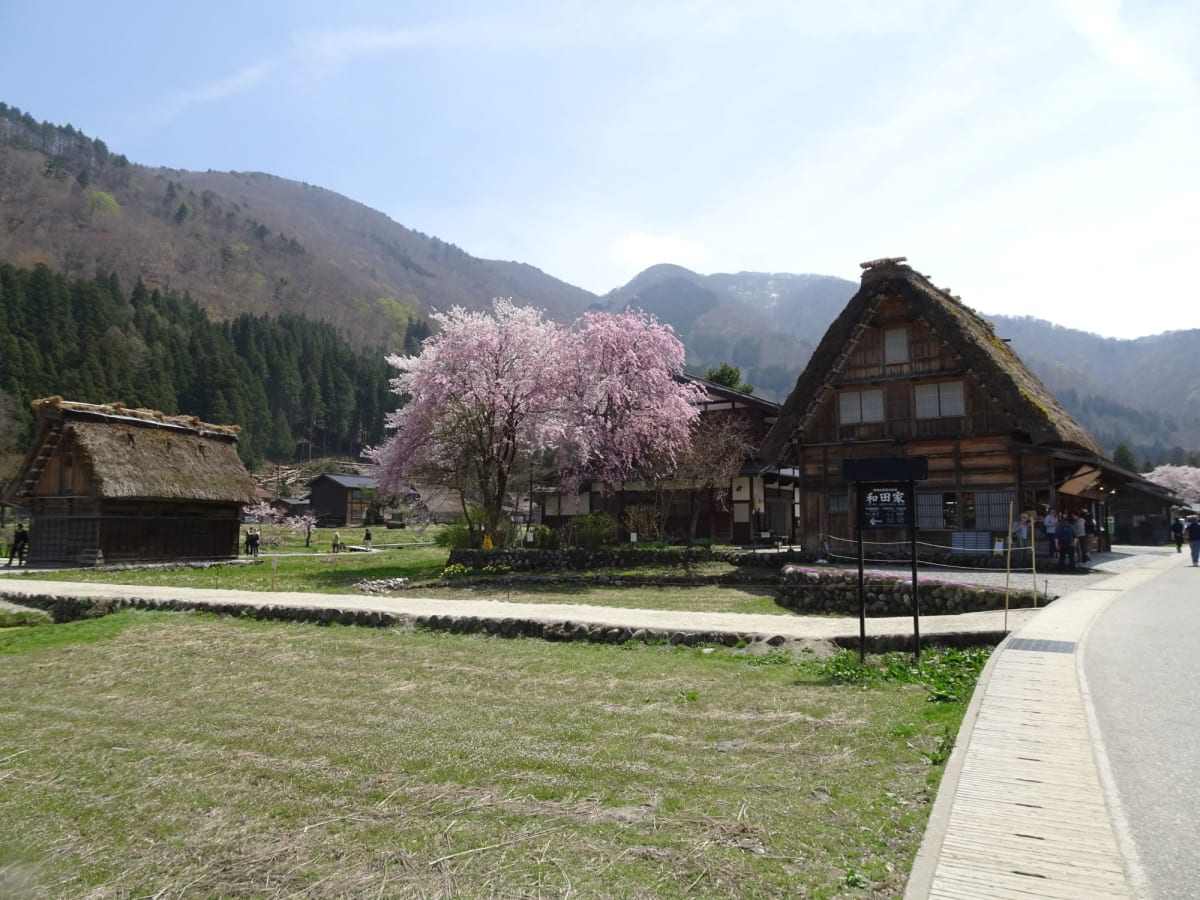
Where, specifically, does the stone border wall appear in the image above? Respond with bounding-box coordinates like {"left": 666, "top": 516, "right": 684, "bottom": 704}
{"left": 779, "top": 566, "right": 1045, "bottom": 616}
{"left": 5, "top": 590, "right": 1009, "bottom": 652}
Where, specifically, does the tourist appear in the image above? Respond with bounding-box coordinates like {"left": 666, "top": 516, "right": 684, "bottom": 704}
{"left": 1042, "top": 507, "right": 1059, "bottom": 559}
{"left": 7, "top": 524, "right": 28, "bottom": 566}
{"left": 1187, "top": 516, "right": 1200, "bottom": 567}
{"left": 1171, "top": 516, "right": 1185, "bottom": 553}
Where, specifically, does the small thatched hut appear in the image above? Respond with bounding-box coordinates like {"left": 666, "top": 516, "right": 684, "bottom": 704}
{"left": 5, "top": 398, "right": 257, "bottom": 566}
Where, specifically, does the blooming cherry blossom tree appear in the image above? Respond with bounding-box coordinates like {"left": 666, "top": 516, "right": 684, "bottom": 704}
{"left": 1145, "top": 465, "right": 1200, "bottom": 505}
{"left": 372, "top": 300, "right": 566, "bottom": 543}
{"left": 371, "top": 300, "right": 702, "bottom": 545}
{"left": 555, "top": 309, "right": 705, "bottom": 485}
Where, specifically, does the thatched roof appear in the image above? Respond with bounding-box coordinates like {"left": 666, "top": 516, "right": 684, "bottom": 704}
{"left": 12, "top": 397, "right": 256, "bottom": 503}
{"left": 759, "top": 259, "right": 1104, "bottom": 465}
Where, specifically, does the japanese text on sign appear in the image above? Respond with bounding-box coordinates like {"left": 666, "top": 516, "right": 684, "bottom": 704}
{"left": 859, "top": 483, "right": 913, "bottom": 528}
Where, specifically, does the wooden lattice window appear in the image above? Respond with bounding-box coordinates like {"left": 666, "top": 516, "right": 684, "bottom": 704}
{"left": 839, "top": 389, "right": 884, "bottom": 425}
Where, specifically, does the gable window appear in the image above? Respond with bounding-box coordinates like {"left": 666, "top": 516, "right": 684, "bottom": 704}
{"left": 915, "top": 381, "right": 965, "bottom": 419}
{"left": 839, "top": 389, "right": 884, "bottom": 425}
{"left": 884, "top": 328, "right": 909, "bottom": 365}
{"left": 60, "top": 453, "right": 74, "bottom": 494}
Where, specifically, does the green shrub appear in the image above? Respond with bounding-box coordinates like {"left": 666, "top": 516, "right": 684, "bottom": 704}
{"left": 434, "top": 519, "right": 478, "bottom": 549}
{"left": 568, "top": 512, "right": 617, "bottom": 550}
{"left": 525, "top": 524, "right": 561, "bottom": 550}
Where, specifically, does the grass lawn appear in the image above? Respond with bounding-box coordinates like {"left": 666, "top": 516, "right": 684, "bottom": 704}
{"left": 0, "top": 611, "right": 982, "bottom": 898}
{"left": 18, "top": 544, "right": 805, "bottom": 616}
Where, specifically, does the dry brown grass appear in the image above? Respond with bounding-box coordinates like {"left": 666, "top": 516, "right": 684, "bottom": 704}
{"left": 0, "top": 611, "right": 963, "bottom": 898}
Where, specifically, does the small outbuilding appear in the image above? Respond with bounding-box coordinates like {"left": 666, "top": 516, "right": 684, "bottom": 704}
{"left": 307, "top": 473, "right": 378, "bottom": 526}
{"left": 5, "top": 397, "right": 257, "bottom": 566}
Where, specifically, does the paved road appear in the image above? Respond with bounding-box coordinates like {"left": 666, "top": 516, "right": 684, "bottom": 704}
{"left": 1083, "top": 556, "right": 1200, "bottom": 900}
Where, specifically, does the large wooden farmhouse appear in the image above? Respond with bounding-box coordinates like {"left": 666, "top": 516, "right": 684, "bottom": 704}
{"left": 541, "top": 377, "right": 801, "bottom": 545}
{"left": 758, "top": 258, "right": 1175, "bottom": 553}
{"left": 6, "top": 398, "right": 257, "bottom": 565}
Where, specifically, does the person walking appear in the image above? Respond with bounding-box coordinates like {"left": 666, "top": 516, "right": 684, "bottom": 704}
{"left": 1187, "top": 516, "right": 1200, "bottom": 567}
{"left": 1057, "top": 524, "right": 1076, "bottom": 570}
{"left": 1073, "top": 512, "right": 1090, "bottom": 564}
{"left": 363, "top": 528, "right": 372, "bottom": 551}
{"left": 1171, "top": 516, "right": 1185, "bottom": 553}
{"left": 7, "top": 523, "right": 28, "bottom": 566}
{"left": 1042, "top": 507, "right": 1059, "bottom": 560}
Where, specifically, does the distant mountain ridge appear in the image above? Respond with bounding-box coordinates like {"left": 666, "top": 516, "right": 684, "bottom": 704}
{"left": 1, "top": 100, "right": 1196, "bottom": 462}
{"left": 0, "top": 102, "right": 597, "bottom": 349}
{"left": 605, "top": 265, "right": 1200, "bottom": 461}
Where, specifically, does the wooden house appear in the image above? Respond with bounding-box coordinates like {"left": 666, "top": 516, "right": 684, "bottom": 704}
{"left": 758, "top": 258, "right": 1176, "bottom": 555}
{"left": 541, "top": 377, "right": 801, "bottom": 545}
{"left": 307, "top": 473, "right": 378, "bottom": 526}
{"left": 5, "top": 398, "right": 257, "bottom": 565}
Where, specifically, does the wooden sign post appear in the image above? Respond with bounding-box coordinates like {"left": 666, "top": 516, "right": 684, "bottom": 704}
{"left": 844, "top": 457, "right": 929, "bottom": 662}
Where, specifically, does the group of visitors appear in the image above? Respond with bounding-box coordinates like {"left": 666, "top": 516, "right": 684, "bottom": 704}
{"left": 1014, "top": 507, "right": 1096, "bottom": 570}
{"left": 243, "top": 527, "right": 261, "bottom": 556}
{"left": 1172, "top": 515, "right": 1200, "bottom": 566}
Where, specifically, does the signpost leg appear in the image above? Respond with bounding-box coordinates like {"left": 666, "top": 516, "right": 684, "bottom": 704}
{"left": 857, "top": 525, "right": 866, "bottom": 664}
{"left": 909, "top": 482, "right": 920, "bottom": 662}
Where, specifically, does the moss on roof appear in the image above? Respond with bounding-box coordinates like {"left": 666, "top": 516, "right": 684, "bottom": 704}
{"left": 15, "top": 397, "right": 256, "bottom": 503}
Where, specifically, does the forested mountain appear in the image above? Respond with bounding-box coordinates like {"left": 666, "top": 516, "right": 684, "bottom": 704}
{"left": 0, "top": 262, "right": 407, "bottom": 470}
{"left": 0, "top": 103, "right": 596, "bottom": 349}
{"left": 601, "top": 265, "right": 856, "bottom": 399}
{"left": 1, "top": 100, "right": 1196, "bottom": 470}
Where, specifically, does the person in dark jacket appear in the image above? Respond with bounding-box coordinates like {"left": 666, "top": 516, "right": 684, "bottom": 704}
{"left": 7, "top": 524, "right": 28, "bottom": 566}
{"left": 1187, "top": 516, "right": 1200, "bottom": 567}
{"left": 1171, "top": 517, "right": 1185, "bottom": 553}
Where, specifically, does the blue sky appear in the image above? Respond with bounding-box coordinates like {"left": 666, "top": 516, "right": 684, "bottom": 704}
{"left": 2, "top": 1, "right": 1197, "bottom": 338}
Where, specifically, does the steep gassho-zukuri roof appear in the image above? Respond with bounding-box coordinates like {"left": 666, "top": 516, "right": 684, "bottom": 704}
{"left": 759, "top": 258, "right": 1104, "bottom": 465}
{"left": 16, "top": 397, "right": 257, "bottom": 503}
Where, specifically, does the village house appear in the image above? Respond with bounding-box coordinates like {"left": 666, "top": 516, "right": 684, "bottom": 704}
{"left": 541, "top": 377, "right": 801, "bottom": 546}
{"left": 758, "top": 257, "right": 1178, "bottom": 557}
{"left": 307, "top": 473, "right": 378, "bottom": 526}
{"left": 5, "top": 397, "right": 257, "bottom": 565}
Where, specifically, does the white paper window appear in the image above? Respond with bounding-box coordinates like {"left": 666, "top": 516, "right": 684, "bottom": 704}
{"left": 839, "top": 392, "right": 861, "bottom": 425}
{"left": 884, "top": 328, "right": 909, "bottom": 364}
{"left": 915, "top": 381, "right": 965, "bottom": 419}
{"left": 940, "top": 381, "right": 964, "bottom": 416}
{"left": 840, "top": 389, "right": 884, "bottom": 425}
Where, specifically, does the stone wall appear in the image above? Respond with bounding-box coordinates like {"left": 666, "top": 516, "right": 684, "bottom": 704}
{"left": 778, "top": 566, "right": 1045, "bottom": 616}
{"left": 5, "top": 591, "right": 787, "bottom": 648}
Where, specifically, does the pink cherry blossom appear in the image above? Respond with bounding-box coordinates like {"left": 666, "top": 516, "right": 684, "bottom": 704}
{"left": 369, "top": 300, "right": 702, "bottom": 543}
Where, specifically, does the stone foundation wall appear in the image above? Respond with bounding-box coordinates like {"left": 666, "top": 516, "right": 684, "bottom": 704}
{"left": 778, "top": 566, "right": 1044, "bottom": 616}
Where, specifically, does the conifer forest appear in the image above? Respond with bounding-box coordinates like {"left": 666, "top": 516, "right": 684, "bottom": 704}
{"left": 0, "top": 262, "right": 425, "bottom": 469}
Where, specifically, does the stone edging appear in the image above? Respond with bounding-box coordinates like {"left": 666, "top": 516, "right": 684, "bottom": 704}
{"left": 7, "top": 590, "right": 1007, "bottom": 652}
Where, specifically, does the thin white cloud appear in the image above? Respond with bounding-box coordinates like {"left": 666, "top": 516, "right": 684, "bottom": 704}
{"left": 1057, "top": 0, "right": 1198, "bottom": 97}
{"left": 162, "top": 60, "right": 277, "bottom": 115}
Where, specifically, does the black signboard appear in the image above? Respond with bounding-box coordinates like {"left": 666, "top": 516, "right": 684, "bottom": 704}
{"left": 843, "top": 457, "right": 929, "bottom": 482}
{"left": 858, "top": 483, "right": 914, "bottom": 529}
